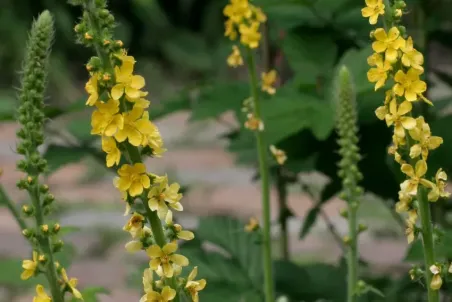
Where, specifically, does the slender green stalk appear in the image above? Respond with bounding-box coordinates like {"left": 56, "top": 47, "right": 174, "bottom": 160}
{"left": 31, "top": 186, "right": 63, "bottom": 302}
{"left": 276, "top": 168, "right": 289, "bottom": 260}
{"left": 245, "top": 48, "right": 274, "bottom": 302}
{"left": 347, "top": 202, "right": 358, "bottom": 302}
{"left": 0, "top": 185, "right": 27, "bottom": 230}
{"left": 417, "top": 187, "right": 439, "bottom": 302}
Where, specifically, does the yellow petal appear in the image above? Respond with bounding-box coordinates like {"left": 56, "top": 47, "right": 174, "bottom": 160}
{"left": 149, "top": 258, "right": 161, "bottom": 271}
{"left": 161, "top": 286, "right": 177, "bottom": 301}
{"left": 373, "top": 28, "right": 387, "bottom": 42}
{"left": 129, "top": 181, "right": 143, "bottom": 197}
{"left": 415, "top": 160, "right": 427, "bottom": 177}
{"left": 111, "top": 84, "right": 124, "bottom": 100}
{"left": 400, "top": 117, "right": 416, "bottom": 130}
{"left": 147, "top": 245, "right": 163, "bottom": 258}
{"left": 178, "top": 230, "right": 195, "bottom": 241}
{"left": 125, "top": 241, "right": 143, "bottom": 253}
{"left": 428, "top": 137, "right": 443, "bottom": 150}
{"left": 125, "top": 87, "right": 141, "bottom": 99}
{"left": 385, "top": 48, "right": 398, "bottom": 62}
{"left": 21, "top": 270, "right": 33, "bottom": 280}
{"left": 397, "top": 101, "right": 412, "bottom": 115}
{"left": 372, "top": 41, "right": 386, "bottom": 53}
{"left": 409, "top": 144, "right": 422, "bottom": 158}
{"left": 387, "top": 27, "right": 400, "bottom": 40}
{"left": 401, "top": 164, "right": 415, "bottom": 178}
{"left": 162, "top": 242, "right": 178, "bottom": 255}
{"left": 430, "top": 274, "right": 443, "bottom": 290}
{"left": 131, "top": 75, "right": 145, "bottom": 89}
{"left": 170, "top": 254, "right": 189, "bottom": 267}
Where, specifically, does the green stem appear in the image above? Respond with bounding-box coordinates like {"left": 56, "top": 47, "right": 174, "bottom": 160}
{"left": 347, "top": 203, "right": 358, "bottom": 302}
{"left": 245, "top": 48, "right": 274, "bottom": 302}
{"left": 418, "top": 186, "right": 440, "bottom": 302}
{"left": 276, "top": 168, "right": 289, "bottom": 260}
{"left": 0, "top": 185, "right": 27, "bottom": 230}
{"left": 30, "top": 185, "right": 63, "bottom": 302}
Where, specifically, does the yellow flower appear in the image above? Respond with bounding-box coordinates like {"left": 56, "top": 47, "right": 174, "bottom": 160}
{"left": 245, "top": 113, "right": 264, "bottom": 131}
{"left": 227, "top": 45, "right": 243, "bottom": 67}
{"left": 141, "top": 286, "right": 176, "bottom": 302}
{"left": 251, "top": 5, "right": 267, "bottom": 23}
{"left": 430, "top": 265, "right": 443, "bottom": 290}
{"left": 372, "top": 27, "right": 405, "bottom": 62}
{"left": 367, "top": 54, "right": 391, "bottom": 90}
{"left": 123, "top": 212, "right": 145, "bottom": 238}
{"left": 61, "top": 268, "right": 83, "bottom": 300}
{"left": 428, "top": 169, "right": 451, "bottom": 202}
{"left": 185, "top": 267, "right": 207, "bottom": 302}
{"left": 239, "top": 22, "right": 261, "bottom": 48}
{"left": 101, "top": 136, "right": 121, "bottom": 167}
{"left": 261, "top": 70, "right": 277, "bottom": 95}
{"left": 223, "top": 0, "right": 252, "bottom": 23}
{"left": 111, "top": 60, "right": 146, "bottom": 100}
{"left": 401, "top": 37, "right": 424, "bottom": 72}
{"left": 405, "top": 220, "right": 415, "bottom": 244}
{"left": 125, "top": 240, "right": 143, "bottom": 253}
{"left": 400, "top": 160, "right": 431, "bottom": 195}
{"left": 126, "top": 90, "right": 151, "bottom": 109}
{"left": 148, "top": 177, "right": 183, "bottom": 219}
{"left": 33, "top": 285, "right": 51, "bottom": 302}
{"left": 115, "top": 107, "right": 156, "bottom": 146}
{"left": 114, "top": 163, "right": 151, "bottom": 197}
{"left": 269, "top": 145, "right": 287, "bottom": 165}
{"left": 361, "top": 0, "right": 385, "bottom": 25}
{"left": 85, "top": 75, "right": 99, "bottom": 106}
{"left": 407, "top": 209, "right": 418, "bottom": 224}
{"left": 393, "top": 68, "right": 429, "bottom": 103}
{"left": 408, "top": 117, "right": 443, "bottom": 159}
{"left": 384, "top": 100, "right": 416, "bottom": 138}
{"left": 142, "top": 127, "right": 166, "bottom": 157}
{"left": 91, "top": 99, "right": 124, "bottom": 136}
{"left": 146, "top": 243, "right": 189, "bottom": 278}
{"left": 21, "top": 250, "right": 38, "bottom": 280}
{"left": 224, "top": 19, "right": 237, "bottom": 40}
{"left": 245, "top": 217, "right": 259, "bottom": 232}
{"left": 165, "top": 211, "right": 195, "bottom": 241}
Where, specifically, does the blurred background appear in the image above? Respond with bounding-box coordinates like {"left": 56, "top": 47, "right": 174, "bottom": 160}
{"left": 2, "top": 0, "right": 452, "bottom": 301}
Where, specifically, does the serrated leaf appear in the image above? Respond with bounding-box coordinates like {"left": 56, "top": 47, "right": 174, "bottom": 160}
{"left": 299, "top": 206, "right": 320, "bottom": 239}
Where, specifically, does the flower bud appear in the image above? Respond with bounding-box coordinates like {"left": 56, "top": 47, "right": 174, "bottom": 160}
{"left": 52, "top": 240, "right": 64, "bottom": 253}
{"left": 22, "top": 205, "right": 34, "bottom": 216}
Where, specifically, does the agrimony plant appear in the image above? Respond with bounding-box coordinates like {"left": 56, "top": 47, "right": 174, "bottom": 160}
{"left": 69, "top": 0, "right": 205, "bottom": 301}
{"left": 362, "top": 0, "right": 450, "bottom": 301}
{"left": 10, "top": 10, "right": 83, "bottom": 302}
{"left": 224, "top": 0, "right": 282, "bottom": 301}
{"left": 335, "top": 66, "right": 365, "bottom": 302}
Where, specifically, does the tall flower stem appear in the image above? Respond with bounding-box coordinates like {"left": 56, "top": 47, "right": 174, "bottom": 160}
{"left": 276, "top": 168, "right": 289, "bottom": 260}
{"left": 245, "top": 48, "right": 274, "bottom": 302}
{"left": 418, "top": 187, "right": 439, "bottom": 302}
{"left": 347, "top": 201, "right": 358, "bottom": 302}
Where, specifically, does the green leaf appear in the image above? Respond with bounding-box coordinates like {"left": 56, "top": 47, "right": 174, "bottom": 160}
{"left": 282, "top": 33, "right": 337, "bottom": 79}
{"left": 0, "top": 258, "right": 44, "bottom": 288}
{"left": 274, "top": 260, "right": 347, "bottom": 301}
{"left": 190, "top": 82, "right": 249, "bottom": 121}
{"left": 338, "top": 46, "right": 373, "bottom": 93}
{"left": 65, "top": 116, "right": 93, "bottom": 143}
{"left": 43, "top": 145, "right": 102, "bottom": 174}
{"left": 299, "top": 206, "right": 320, "bottom": 239}
{"left": 161, "top": 31, "right": 213, "bottom": 72}
{"left": 181, "top": 216, "right": 264, "bottom": 301}
{"left": 71, "top": 286, "right": 109, "bottom": 302}
{"left": 59, "top": 226, "right": 81, "bottom": 236}
{"left": 404, "top": 228, "right": 452, "bottom": 262}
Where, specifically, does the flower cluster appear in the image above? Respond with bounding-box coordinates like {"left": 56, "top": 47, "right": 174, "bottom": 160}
{"left": 15, "top": 10, "right": 83, "bottom": 301}
{"left": 362, "top": 0, "right": 450, "bottom": 291}
{"left": 71, "top": 0, "right": 205, "bottom": 300}
{"left": 224, "top": 0, "right": 278, "bottom": 131}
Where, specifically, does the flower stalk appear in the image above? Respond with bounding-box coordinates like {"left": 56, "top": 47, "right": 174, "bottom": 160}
{"left": 70, "top": 0, "right": 205, "bottom": 301}
{"left": 11, "top": 10, "right": 85, "bottom": 302}
{"left": 335, "top": 66, "right": 363, "bottom": 302}
{"left": 224, "top": 1, "right": 279, "bottom": 300}
{"left": 362, "top": 0, "right": 449, "bottom": 300}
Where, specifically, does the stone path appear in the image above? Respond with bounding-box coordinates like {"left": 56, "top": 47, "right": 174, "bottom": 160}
{"left": 0, "top": 112, "right": 409, "bottom": 301}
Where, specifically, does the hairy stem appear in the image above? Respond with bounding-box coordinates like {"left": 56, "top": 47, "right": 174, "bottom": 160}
{"left": 30, "top": 185, "right": 63, "bottom": 302}
{"left": 245, "top": 48, "right": 274, "bottom": 302}
{"left": 418, "top": 187, "right": 439, "bottom": 302}
{"left": 347, "top": 202, "right": 358, "bottom": 302}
